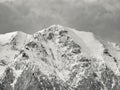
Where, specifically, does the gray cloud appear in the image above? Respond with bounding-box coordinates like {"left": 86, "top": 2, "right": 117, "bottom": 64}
{"left": 0, "top": 0, "right": 120, "bottom": 43}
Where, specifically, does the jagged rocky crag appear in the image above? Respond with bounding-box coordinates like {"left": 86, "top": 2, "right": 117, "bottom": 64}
{"left": 0, "top": 25, "right": 120, "bottom": 90}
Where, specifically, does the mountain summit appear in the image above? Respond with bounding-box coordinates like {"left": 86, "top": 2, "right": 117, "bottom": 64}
{"left": 0, "top": 25, "right": 120, "bottom": 90}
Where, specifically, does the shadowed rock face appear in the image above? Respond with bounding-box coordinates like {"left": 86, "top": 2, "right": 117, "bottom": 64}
{"left": 0, "top": 25, "right": 120, "bottom": 90}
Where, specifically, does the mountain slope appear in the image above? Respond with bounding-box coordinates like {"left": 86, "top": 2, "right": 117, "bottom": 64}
{"left": 0, "top": 25, "right": 120, "bottom": 90}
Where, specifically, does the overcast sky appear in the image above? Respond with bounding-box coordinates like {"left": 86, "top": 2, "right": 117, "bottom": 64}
{"left": 0, "top": 0, "right": 120, "bottom": 43}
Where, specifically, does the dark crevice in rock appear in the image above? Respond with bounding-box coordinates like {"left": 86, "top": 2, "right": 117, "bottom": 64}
{"left": 26, "top": 41, "right": 38, "bottom": 49}
{"left": 47, "top": 33, "right": 54, "bottom": 40}
{"left": 22, "top": 52, "right": 29, "bottom": 59}
{"left": 59, "top": 30, "right": 68, "bottom": 36}
{"left": 0, "top": 60, "right": 7, "bottom": 66}
{"left": 104, "top": 49, "right": 112, "bottom": 57}
{"left": 49, "top": 48, "right": 55, "bottom": 60}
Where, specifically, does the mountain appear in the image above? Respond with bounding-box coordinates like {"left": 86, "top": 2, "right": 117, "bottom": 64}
{"left": 0, "top": 25, "right": 120, "bottom": 90}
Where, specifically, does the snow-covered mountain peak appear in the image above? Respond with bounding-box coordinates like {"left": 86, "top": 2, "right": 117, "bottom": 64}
{"left": 0, "top": 31, "right": 31, "bottom": 45}
{"left": 0, "top": 25, "right": 120, "bottom": 90}
{"left": 0, "top": 31, "right": 18, "bottom": 44}
{"left": 36, "top": 25, "right": 104, "bottom": 60}
{"left": 0, "top": 31, "right": 31, "bottom": 67}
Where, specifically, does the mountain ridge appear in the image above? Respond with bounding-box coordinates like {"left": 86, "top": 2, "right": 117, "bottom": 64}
{"left": 0, "top": 25, "right": 120, "bottom": 90}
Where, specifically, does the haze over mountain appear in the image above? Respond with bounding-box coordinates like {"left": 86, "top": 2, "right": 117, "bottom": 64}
{"left": 0, "top": 25, "right": 120, "bottom": 90}
{"left": 0, "top": 0, "right": 120, "bottom": 43}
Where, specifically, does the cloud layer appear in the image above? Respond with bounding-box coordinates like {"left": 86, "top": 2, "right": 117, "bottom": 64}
{"left": 0, "top": 0, "right": 120, "bottom": 43}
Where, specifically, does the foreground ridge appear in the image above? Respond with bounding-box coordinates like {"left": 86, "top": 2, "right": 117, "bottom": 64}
{"left": 0, "top": 25, "right": 120, "bottom": 90}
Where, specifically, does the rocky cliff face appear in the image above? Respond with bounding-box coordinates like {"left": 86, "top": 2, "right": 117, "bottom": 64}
{"left": 0, "top": 25, "right": 120, "bottom": 90}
